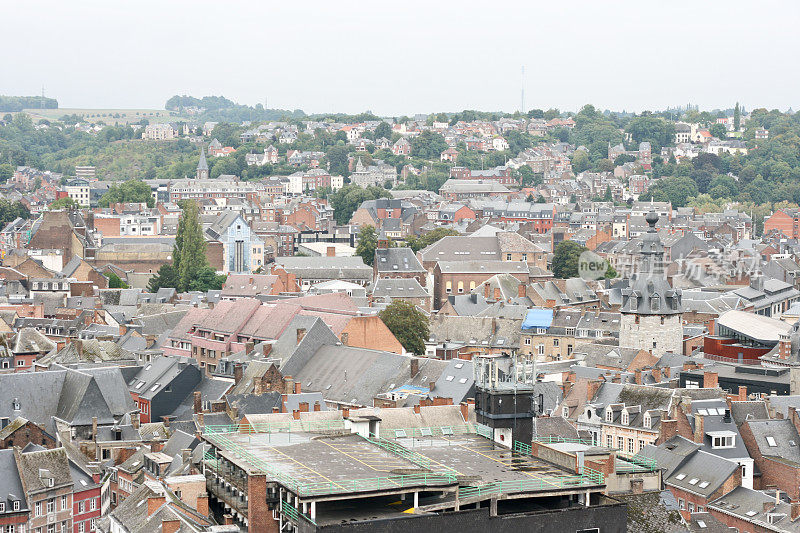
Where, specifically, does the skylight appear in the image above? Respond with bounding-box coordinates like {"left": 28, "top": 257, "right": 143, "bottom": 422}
{"left": 746, "top": 510, "right": 758, "bottom": 517}
{"left": 696, "top": 521, "right": 706, "bottom": 528}
{"left": 688, "top": 478, "right": 699, "bottom": 485}
{"left": 454, "top": 363, "right": 464, "bottom": 369}
{"left": 459, "top": 378, "right": 468, "bottom": 384}
{"left": 675, "top": 473, "right": 686, "bottom": 480}
{"left": 766, "top": 436, "right": 778, "bottom": 447}
{"left": 699, "top": 481, "right": 710, "bottom": 488}
{"left": 446, "top": 376, "right": 454, "bottom": 381}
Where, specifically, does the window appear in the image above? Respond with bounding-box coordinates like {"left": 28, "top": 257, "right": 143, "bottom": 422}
{"left": 35, "top": 502, "right": 41, "bottom": 517}
{"left": 79, "top": 501, "right": 85, "bottom": 513}
{"left": 457, "top": 281, "right": 464, "bottom": 293}
{"left": 712, "top": 435, "right": 735, "bottom": 448}
{"left": 90, "top": 498, "right": 96, "bottom": 511}
{"left": 566, "top": 328, "right": 575, "bottom": 336}
{"left": 605, "top": 410, "right": 612, "bottom": 422}
{"left": 606, "top": 435, "right": 613, "bottom": 447}
{"left": 742, "top": 465, "right": 747, "bottom": 478}
{"left": 78, "top": 523, "right": 84, "bottom": 533}
{"left": 13, "top": 501, "right": 19, "bottom": 511}
{"left": 445, "top": 281, "right": 452, "bottom": 293}
{"left": 537, "top": 345, "right": 544, "bottom": 356}
{"left": 688, "top": 503, "right": 695, "bottom": 513}
{"left": 638, "top": 439, "right": 645, "bottom": 451}
{"left": 621, "top": 412, "right": 629, "bottom": 425}
{"left": 627, "top": 438, "right": 634, "bottom": 453}
{"left": 0, "top": 502, "right": 4, "bottom": 512}
{"left": 553, "top": 338, "right": 559, "bottom": 347}
{"left": 506, "top": 254, "right": 512, "bottom": 261}
{"left": 47, "top": 499, "right": 54, "bottom": 514}
{"left": 617, "top": 436, "right": 624, "bottom": 449}
{"left": 524, "top": 338, "right": 531, "bottom": 345}
{"left": 679, "top": 499, "right": 685, "bottom": 510}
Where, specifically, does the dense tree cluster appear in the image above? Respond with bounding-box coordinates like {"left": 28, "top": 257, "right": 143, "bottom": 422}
{"left": 378, "top": 300, "right": 429, "bottom": 355}
{"left": 329, "top": 184, "right": 391, "bottom": 225}
{"left": 98, "top": 179, "right": 155, "bottom": 207}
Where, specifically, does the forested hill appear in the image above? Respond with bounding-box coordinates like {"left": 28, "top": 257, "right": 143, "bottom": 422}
{"left": 0, "top": 95, "right": 58, "bottom": 112}
{"left": 165, "top": 95, "right": 304, "bottom": 123}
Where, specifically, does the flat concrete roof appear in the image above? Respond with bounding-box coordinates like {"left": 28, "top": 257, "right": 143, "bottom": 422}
{"left": 394, "top": 434, "right": 585, "bottom": 486}
{"left": 208, "top": 432, "right": 443, "bottom": 497}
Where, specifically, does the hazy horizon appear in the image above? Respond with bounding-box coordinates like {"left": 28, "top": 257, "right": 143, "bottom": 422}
{"left": 4, "top": 1, "right": 798, "bottom": 116}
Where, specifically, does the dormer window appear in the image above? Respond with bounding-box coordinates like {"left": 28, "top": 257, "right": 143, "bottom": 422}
{"left": 621, "top": 412, "right": 629, "bottom": 425}
{"left": 12, "top": 399, "right": 19, "bottom": 411}
{"left": 605, "top": 409, "right": 613, "bottom": 422}
{"left": 651, "top": 294, "right": 660, "bottom": 311}
{"left": 644, "top": 414, "right": 651, "bottom": 429}
{"left": 0, "top": 501, "right": 5, "bottom": 512}
{"left": 12, "top": 501, "right": 19, "bottom": 511}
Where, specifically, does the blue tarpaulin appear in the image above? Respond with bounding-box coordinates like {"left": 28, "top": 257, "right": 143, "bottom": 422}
{"left": 521, "top": 308, "right": 554, "bottom": 330}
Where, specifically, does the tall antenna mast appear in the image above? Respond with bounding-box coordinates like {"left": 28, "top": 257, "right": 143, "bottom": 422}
{"left": 520, "top": 66, "right": 525, "bottom": 114}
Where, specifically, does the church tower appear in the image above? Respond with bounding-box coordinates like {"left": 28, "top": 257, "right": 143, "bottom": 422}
{"left": 619, "top": 211, "right": 683, "bottom": 355}
{"left": 197, "top": 147, "right": 209, "bottom": 180}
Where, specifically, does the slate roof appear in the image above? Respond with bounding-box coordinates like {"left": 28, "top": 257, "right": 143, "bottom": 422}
{"left": 0, "top": 449, "right": 27, "bottom": 512}
{"left": 372, "top": 278, "right": 429, "bottom": 298}
{"left": 16, "top": 447, "right": 72, "bottom": 492}
{"left": 375, "top": 247, "right": 425, "bottom": 274}
{"left": 0, "top": 367, "right": 135, "bottom": 433}
{"left": 286, "top": 345, "right": 447, "bottom": 407}
{"left": 745, "top": 418, "right": 800, "bottom": 465}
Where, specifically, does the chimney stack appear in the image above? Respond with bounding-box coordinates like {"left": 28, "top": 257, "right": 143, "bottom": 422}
{"left": 233, "top": 363, "right": 243, "bottom": 386}
{"left": 196, "top": 494, "right": 209, "bottom": 517}
{"left": 518, "top": 283, "right": 526, "bottom": 298}
{"left": 460, "top": 402, "right": 469, "bottom": 421}
{"left": 284, "top": 376, "right": 294, "bottom": 396}
{"left": 703, "top": 371, "right": 719, "bottom": 389}
{"left": 693, "top": 414, "right": 705, "bottom": 444}
{"left": 147, "top": 496, "right": 166, "bottom": 517}
{"left": 296, "top": 328, "right": 307, "bottom": 345}
{"left": 193, "top": 391, "right": 202, "bottom": 414}
{"left": 161, "top": 520, "right": 180, "bottom": 533}
{"left": 327, "top": 246, "right": 336, "bottom": 257}
{"left": 294, "top": 382, "right": 301, "bottom": 394}
{"left": 92, "top": 417, "right": 98, "bottom": 441}
{"left": 410, "top": 358, "right": 419, "bottom": 378}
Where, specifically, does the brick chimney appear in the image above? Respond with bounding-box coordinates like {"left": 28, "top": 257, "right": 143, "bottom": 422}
{"left": 313, "top": 402, "right": 321, "bottom": 411}
{"left": 342, "top": 407, "right": 350, "bottom": 419}
{"left": 484, "top": 284, "right": 490, "bottom": 299}
{"left": 233, "top": 363, "right": 243, "bottom": 386}
{"left": 792, "top": 501, "right": 800, "bottom": 520}
{"left": 147, "top": 496, "right": 166, "bottom": 516}
{"left": 193, "top": 391, "right": 202, "bottom": 414}
{"left": 634, "top": 369, "right": 642, "bottom": 385}
{"left": 652, "top": 367, "right": 661, "bottom": 382}
{"left": 518, "top": 284, "right": 526, "bottom": 298}
{"left": 493, "top": 287, "right": 501, "bottom": 300}
{"left": 92, "top": 417, "right": 98, "bottom": 441}
{"left": 704, "top": 371, "right": 719, "bottom": 389}
{"left": 299, "top": 402, "right": 309, "bottom": 413}
{"left": 693, "top": 414, "right": 705, "bottom": 444}
{"left": 327, "top": 246, "right": 336, "bottom": 257}
{"left": 460, "top": 402, "right": 469, "bottom": 421}
{"left": 658, "top": 418, "right": 677, "bottom": 445}
{"left": 294, "top": 382, "right": 301, "bottom": 394}
{"left": 284, "top": 376, "right": 294, "bottom": 396}
{"left": 413, "top": 404, "right": 420, "bottom": 414}
{"left": 630, "top": 478, "right": 644, "bottom": 495}
{"left": 296, "top": 328, "right": 307, "bottom": 344}
{"left": 410, "top": 358, "right": 419, "bottom": 378}
{"left": 196, "top": 494, "right": 209, "bottom": 517}
{"left": 739, "top": 385, "right": 748, "bottom": 401}
{"left": 162, "top": 519, "right": 180, "bottom": 533}
{"left": 789, "top": 407, "right": 800, "bottom": 435}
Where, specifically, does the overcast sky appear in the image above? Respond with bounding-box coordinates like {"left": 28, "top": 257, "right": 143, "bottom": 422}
{"left": 3, "top": 1, "right": 798, "bottom": 116}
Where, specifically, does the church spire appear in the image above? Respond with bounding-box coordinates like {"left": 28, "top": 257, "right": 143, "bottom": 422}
{"left": 196, "top": 147, "right": 209, "bottom": 180}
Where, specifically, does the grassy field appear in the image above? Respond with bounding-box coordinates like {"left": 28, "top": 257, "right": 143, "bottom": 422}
{"left": 20, "top": 108, "right": 181, "bottom": 124}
